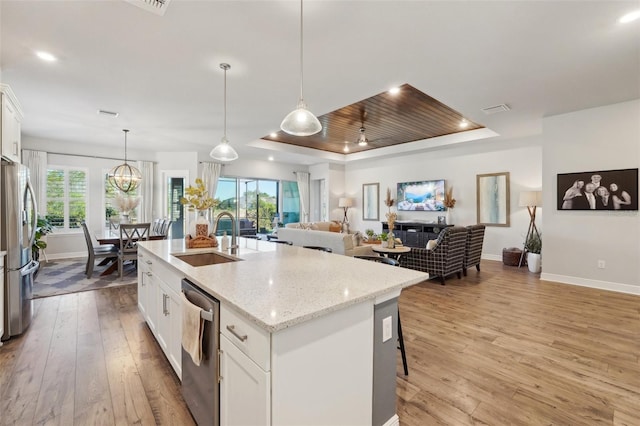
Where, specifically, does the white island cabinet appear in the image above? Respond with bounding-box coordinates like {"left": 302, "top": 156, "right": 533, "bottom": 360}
{"left": 137, "top": 248, "right": 183, "bottom": 378}
{"left": 137, "top": 239, "right": 428, "bottom": 425}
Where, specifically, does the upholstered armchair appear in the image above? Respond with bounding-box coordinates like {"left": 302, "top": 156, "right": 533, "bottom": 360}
{"left": 401, "top": 226, "right": 467, "bottom": 285}
{"left": 463, "top": 225, "right": 486, "bottom": 276}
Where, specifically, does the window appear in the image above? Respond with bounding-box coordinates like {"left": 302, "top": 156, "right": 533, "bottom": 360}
{"left": 46, "top": 167, "right": 88, "bottom": 231}
{"left": 213, "top": 177, "right": 282, "bottom": 234}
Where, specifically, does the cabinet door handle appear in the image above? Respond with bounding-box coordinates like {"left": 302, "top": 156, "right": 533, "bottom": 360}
{"left": 145, "top": 260, "right": 152, "bottom": 265}
{"left": 226, "top": 325, "right": 247, "bottom": 342}
{"left": 217, "top": 349, "right": 223, "bottom": 383}
{"left": 145, "top": 271, "right": 152, "bottom": 277}
{"left": 162, "top": 294, "right": 168, "bottom": 315}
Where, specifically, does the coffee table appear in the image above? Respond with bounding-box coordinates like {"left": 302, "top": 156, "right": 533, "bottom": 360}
{"left": 371, "top": 245, "right": 411, "bottom": 264}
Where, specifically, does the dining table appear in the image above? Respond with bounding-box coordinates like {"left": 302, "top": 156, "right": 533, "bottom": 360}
{"left": 95, "top": 229, "right": 166, "bottom": 276}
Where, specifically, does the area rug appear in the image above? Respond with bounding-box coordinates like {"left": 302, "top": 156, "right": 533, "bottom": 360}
{"left": 33, "top": 259, "right": 137, "bottom": 299}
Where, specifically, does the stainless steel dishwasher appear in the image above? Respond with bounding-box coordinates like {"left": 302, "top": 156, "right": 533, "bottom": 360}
{"left": 181, "top": 279, "right": 220, "bottom": 426}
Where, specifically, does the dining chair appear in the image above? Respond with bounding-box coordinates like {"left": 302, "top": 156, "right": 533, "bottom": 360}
{"left": 152, "top": 218, "right": 163, "bottom": 234}
{"left": 81, "top": 222, "right": 118, "bottom": 279}
{"left": 160, "top": 219, "right": 173, "bottom": 239}
{"left": 302, "top": 246, "right": 332, "bottom": 253}
{"left": 353, "top": 254, "right": 409, "bottom": 376}
{"left": 119, "top": 223, "right": 150, "bottom": 279}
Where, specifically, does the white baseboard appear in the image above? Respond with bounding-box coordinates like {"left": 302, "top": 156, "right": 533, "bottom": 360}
{"left": 540, "top": 273, "right": 640, "bottom": 296}
{"left": 382, "top": 414, "right": 400, "bottom": 426}
{"left": 482, "top": 253, "right": 502, "bottom": 262}
{"left": 43, "top": 252, "right": 86, "bottom": 261}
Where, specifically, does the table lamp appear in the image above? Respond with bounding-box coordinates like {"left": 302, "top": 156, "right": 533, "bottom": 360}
{"left": 338, "top": 198, "right": 353, "bottom": 232}
{"left": 518, "top": 190, "right": 542, "bottom": 267}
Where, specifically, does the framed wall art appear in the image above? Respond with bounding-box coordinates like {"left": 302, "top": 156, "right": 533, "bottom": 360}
{"left": 362, "top": 183, "right": 379, "bottom": 221}
{"left": 476, "top": 172, "right": 510, "bottom": 227}
{"left": 557, "top": 168, "right": 638, "bottom": 211}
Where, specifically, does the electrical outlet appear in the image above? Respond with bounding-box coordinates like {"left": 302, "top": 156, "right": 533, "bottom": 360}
{"left": 382, "top": 316, "right": 393, "bottom": 342}
{"left": 597, "top": 260, "right": 606, "bottom": 269}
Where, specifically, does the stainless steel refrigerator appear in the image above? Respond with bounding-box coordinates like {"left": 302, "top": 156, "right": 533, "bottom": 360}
{"left": 1, "top": 160, "right": 39, "bottom": 341}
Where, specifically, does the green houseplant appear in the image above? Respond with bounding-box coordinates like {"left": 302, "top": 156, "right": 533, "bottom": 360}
{"left": 33, "top": 216, "right": 53, "bottom": 262}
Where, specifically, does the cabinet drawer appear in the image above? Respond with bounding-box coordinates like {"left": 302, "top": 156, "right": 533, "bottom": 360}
{"left": 221, "top": 304, "right": 270, "bottom": 371}
{"left": 141, "top": 252, "right": 182, "bottom": 294}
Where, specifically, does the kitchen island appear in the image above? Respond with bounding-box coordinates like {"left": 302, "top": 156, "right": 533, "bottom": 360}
{"left": 137, "top": 238, "right": 428, "bottom": 426}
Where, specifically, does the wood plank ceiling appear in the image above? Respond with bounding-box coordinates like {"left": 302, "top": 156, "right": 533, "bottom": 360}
{"left": 263, "top": 84, "right": 484, "bottom": 155}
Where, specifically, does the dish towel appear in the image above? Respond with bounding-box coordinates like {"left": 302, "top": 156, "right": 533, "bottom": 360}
{"left": 181, "top": 292, "right": 204, "bottom": 366}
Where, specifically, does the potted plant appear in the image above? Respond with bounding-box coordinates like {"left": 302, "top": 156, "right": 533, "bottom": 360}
{"left": 32, "top": 216, "right": 53, "bottom": 263}
{"left": 180, "top": 178, "right": 220, "bottom": 240}
{"left": 379, "top": 232, "right": 389, "bottom": 248}
{"left": 364, "top": 228, "right": 380, "bottom": 244}
{"left": 525, "top": 233, "right": 542, "bottom": 273}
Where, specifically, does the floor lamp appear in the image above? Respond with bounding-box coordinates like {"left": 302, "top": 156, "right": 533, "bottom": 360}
{"left": 338, "top": 197, "right": 353, "bottom": 233}
{"left": 518, "top": 191, "right": 542, "bottom": 267}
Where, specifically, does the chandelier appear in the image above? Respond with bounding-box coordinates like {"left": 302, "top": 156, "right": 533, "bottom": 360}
{"left": 108, "top": 129, "right": 142, "bottom": 193}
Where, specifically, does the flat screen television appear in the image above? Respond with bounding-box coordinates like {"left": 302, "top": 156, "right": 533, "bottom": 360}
{"left": 397, "top": 179, "right": 446, "bottom": 211}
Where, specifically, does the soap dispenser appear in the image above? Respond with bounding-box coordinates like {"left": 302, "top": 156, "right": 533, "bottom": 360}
{"left": 221, "top": 231, "right": 229, "bottom": 251}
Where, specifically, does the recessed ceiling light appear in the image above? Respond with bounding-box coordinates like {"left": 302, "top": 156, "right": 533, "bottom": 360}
{"left": 270, "top": 132, "right": 277, "bottom": 138}
{"left": 268, "top": 156, "right": 274, "bottom": 161}
{"left": 388, "top": 87, "right": 400, "bottom": 95}
{"left": 459, "top": 119, "right": 469, "bottom": 129}
{"left": 36, "top": 51, "right": 57, "bottom": 62}
{"left": 619, "top": 10, "right": 640, "bottom": 24}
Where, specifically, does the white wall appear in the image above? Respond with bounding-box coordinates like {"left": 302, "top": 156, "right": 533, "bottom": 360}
{"left": 344, "top": 138, "right": 543, "bottom": 259}
{"left": 541, "top": 100, "right": 640, "bottom": 294}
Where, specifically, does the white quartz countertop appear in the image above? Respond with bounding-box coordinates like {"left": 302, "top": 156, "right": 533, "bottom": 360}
{"left": 138, "top": 238, "right": 428, "bottom": 333}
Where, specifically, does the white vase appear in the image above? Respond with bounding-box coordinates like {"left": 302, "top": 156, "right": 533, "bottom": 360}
{"left": 527, "top": 252, "right": 541, "bottom": 273}
{"left": 445, "top": 209, "right": 452, "bottom": 225}
{"left": 121, "top": 213, "right": 130, "bottom": 224}
{"left": 387, "top": 231, "right": 395, "bottom": 249}
{"left": 381, "top": 241, "right": 388, "bottom": 248}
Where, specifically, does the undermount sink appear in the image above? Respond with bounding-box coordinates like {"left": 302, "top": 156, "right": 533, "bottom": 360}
{"left": 173, "top": 252, "right": 239, "bottom": 267}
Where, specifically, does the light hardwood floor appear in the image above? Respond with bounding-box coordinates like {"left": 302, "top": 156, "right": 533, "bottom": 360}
{"left": 0, "top": 261, "right": 638, "bottom": 425}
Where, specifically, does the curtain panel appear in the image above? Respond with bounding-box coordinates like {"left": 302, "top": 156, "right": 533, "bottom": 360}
{"left": 295, "top": 171, "right": 310, "bottom": 223}
{"left": 201, "top": 162, "right": 222, "bottom": 203}
{"left": 137, "top": 160, "right": 155, "bottom": 223}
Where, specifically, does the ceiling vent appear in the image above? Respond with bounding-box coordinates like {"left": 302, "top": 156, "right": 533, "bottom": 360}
{"left": 97, "top": 109, "right": 119, "bottom": 118}
{"left": 481, "top": 104, "right": 510, "bottom": 115}
{"left": 124, "top": 0, "right": 171, "bottom": 16}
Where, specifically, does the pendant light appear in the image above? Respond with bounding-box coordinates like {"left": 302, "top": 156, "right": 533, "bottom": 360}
{"left": 210, "top": 63, "right": 238, "bottom": 162}
{"left": 357, "top": 127, "right": 369, "bottom": 146}
{"left": 108, "top": 129, "right": 142, "bottom": 193}
{"left": 280, "top": 0, "right": 322, "bottom": 136}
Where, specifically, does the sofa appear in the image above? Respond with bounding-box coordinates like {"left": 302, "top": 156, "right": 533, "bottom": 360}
{"left": 277, "top": 222, "right": 375, "bottom": 257}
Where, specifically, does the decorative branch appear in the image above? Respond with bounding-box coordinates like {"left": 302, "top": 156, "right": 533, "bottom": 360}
{"left": 443, "top": 187, "right": 456, "bottom": 209}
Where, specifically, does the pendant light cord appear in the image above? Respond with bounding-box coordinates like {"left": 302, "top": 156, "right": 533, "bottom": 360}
{"left": 299, "top": 0, "right": 304, "bottom": 101}
{"left": 224, "top": 66, "right": 227, "bottom": 137}
{"left": 123, "top": 129, "right": 129, "bottom": 164}
{"left": 220, "top": 63, "right": 230, "bottom": 139}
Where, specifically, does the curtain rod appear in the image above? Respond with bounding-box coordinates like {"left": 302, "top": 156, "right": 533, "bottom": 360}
{"left": 46, "top": 151, "right": 156, "bottom": 163}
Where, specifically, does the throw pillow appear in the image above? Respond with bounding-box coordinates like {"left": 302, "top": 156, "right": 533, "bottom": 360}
{"left": 426, "top": 239, "right": 438, "bottom": 250}
{"left": 310, "top": 223, "right": 320, "bottom": 230}
{"left": 329, "top": 222, "right": 342, "bottom": 233}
